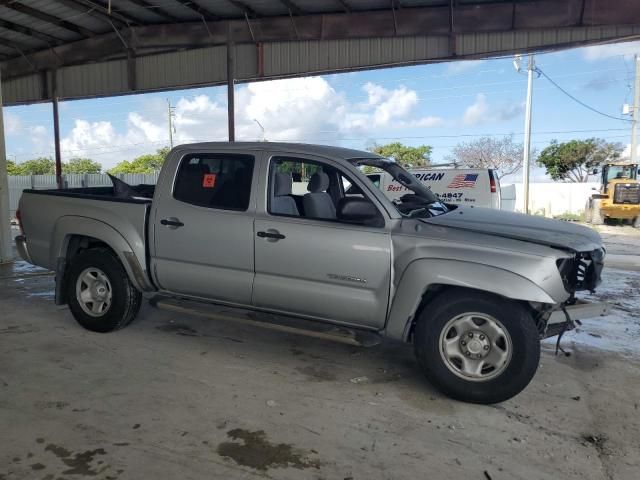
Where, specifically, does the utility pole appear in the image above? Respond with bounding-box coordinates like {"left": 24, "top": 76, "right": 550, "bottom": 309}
{"left": 254, "top": 119, "right": 266, "bottom": 142}
{"left": 631, "top": 55, "right": 640, "bottom": 164}
{"left": 167, "top": 99, "right": 175, "bottom": 149}
{"left": 522, "top": 54, "right": 535, "bottom": 214}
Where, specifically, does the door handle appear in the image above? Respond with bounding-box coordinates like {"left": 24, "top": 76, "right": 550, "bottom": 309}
{"left": 160, "top": 218, "right": 184, "bottom": 228}
{"left": 257, "top": 230, "right": 285, "bottom": 240}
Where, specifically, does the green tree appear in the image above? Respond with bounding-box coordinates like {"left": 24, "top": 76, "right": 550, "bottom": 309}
{"left": 6, "top": 160, "right": 21, "bottom": 175}
{"left": 369, "top": 142, "right": 432, "bottom": 168}
{"left": 13, "top": 157, "right": 56, "bottom": 175}
{"left": 537, "top": 138, "right": 624, "bottom": 182}
{"left": 109, "top": 147, "right": 169, "bottom": 174}
{"left": 62, "top": 157, "right": 102, "bottom": 174}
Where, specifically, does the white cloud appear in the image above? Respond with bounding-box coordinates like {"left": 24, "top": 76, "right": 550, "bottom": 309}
{"left": 445, "top": 60, "right": 486, "bottom": 75}
{"left": 463, "top": 94, "right": 489, "bottom": 125}
{"left": 581, "top": 40, "right": 640, "bottom": 61}
{"left": 462, "top": 94, "right": 524, "bottom": 126}
{"left": 362, "top": 83, "right": 418, "bottom": 127}
{"left": 60, "top": 114, "right": 168, "bottom": 165}
{"left": 4, "top": 112, "right": 22, "bottom": 135}
{"left": 54, "top": 77, "right": 443, "bottom": 168}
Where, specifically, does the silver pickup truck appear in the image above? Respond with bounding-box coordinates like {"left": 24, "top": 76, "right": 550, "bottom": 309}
{"left": 15, "top": 142, "right": 607, "bottom": 404}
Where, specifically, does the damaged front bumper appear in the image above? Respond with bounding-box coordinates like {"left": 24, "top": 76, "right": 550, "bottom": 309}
{"left": 542, "top": 300, "right": 610, "bottom": 339}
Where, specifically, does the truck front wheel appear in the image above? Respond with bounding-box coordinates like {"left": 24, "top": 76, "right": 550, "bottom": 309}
{"left": 66, "top": 248, "right": 142, "bottom": 333}
{"left": 414, "top": 289, "right": 540, "bottom": 404}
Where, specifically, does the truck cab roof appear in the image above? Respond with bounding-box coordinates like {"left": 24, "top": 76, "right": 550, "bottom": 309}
{"left": 174, "top": 142, "right": 384, "bottom": 162}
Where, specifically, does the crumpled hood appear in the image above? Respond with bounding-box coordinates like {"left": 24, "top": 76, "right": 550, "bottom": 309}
{"left": 421, "top": 206, "right": 603, "bottom": 252}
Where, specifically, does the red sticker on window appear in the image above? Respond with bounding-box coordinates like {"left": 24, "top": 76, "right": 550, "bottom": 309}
{"left": 202, "top": 173, "right": 216, "bottom": 188}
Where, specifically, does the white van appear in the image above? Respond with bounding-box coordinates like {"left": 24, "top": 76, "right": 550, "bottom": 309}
{"left": 366, "top": 168, "right": 501, "bottom": 209}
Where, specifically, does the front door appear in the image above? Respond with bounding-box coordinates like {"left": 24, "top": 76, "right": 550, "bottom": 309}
{"left": 151, "top": 151, "right": 258, "bottom": 305}
{"left": 252, "top": 154, "right": 392, "bottom": 328}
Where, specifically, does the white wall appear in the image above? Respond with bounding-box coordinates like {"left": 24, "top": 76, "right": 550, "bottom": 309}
{"left": 502, "top": 182, "right": 599, "bottom": 216}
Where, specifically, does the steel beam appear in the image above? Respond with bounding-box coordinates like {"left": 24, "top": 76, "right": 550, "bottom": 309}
{"left": 0, "top": 71, "right": 12, "bottom": 262}
{"left": 82, "top": 0, "right": 146, "bottom": 25}
{"left": 56, "top": 0, "right": 130, "bottom": 27}
{"left": 125, "top": 0, "right": 181, "bottom": 22}
{"left": 52, "top": 75, "right": 63, "bottom": 188}
{"left": 227, "top": 41, "right": 235, "bottom": 142}
{"left": 0, "top": 18, "right": 63, "bottom": 44}
{"left": 0, "top": 36, "right": 35, "bottom": 52}
{"left": 280, "top": 0, "right": 303, "bottom": 15}
{"left": 227, "top": 0, "right": 258, "bottom": 18}
{"left": 2, "top": 1, "right": 640, "bottom": 80}
{"left": 0, "top": 1, "right": 96, "bottom": 38}
{"left": 173, "top": 0, "right": 220, "bottom": 21}
{"left": 335, "top": 0, "right": 351, "bottom": 13}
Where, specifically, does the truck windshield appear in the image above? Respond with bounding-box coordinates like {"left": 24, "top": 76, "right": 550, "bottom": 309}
{"left": 349, "top": 158, "right": 449, "bottom": 218}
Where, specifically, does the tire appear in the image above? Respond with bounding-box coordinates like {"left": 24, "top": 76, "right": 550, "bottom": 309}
{"left": 634, "top": 216, "right": 640, "bottom": 229}
{"left": 590, "top": 199, "right": 604, "bottom": 225}
{"left": 584, "top": 199, "right": 593, "bottom": 223}
{"left": 414, "top": 289, "right": 540, "bottom": 404}
{"left": 65, "top": 247, "right": 142, "bottom": 333}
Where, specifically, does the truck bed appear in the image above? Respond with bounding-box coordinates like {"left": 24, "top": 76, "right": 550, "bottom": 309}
{"left": 21, "top": 184, "right": 155, "bottom": 204}
{"left": 18, "top": 186, "right": 153, "bottom": 276}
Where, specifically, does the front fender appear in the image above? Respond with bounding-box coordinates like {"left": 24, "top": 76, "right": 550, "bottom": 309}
{"left": 51, "top": 216, "right": 153, "bottom": 293}
{"left": 384, "top": 258, "right": 559, "bottom": 341}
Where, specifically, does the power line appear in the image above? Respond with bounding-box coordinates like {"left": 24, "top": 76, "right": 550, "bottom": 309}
{"left": 9, "top": 128, "right": 630, "bottom": 159}
{"left": 537, "top": 67, "right": 632, "bottom": 122}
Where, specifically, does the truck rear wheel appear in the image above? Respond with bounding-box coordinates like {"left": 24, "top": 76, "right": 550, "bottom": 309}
{"left": 414, "top": 289, "right": 540, "bottom": 404}
{"left": 66, "top": 248, "right": 142, "bottom": 333}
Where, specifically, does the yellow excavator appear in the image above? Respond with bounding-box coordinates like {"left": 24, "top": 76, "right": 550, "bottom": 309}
{"left": 585, "top": 163, "right": 640, "bottom": 227}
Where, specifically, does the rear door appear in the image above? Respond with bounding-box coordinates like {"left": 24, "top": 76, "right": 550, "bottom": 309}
{"left": 151, "top": 150, "right": 258, "bottom": 304}
{"left": 252, "top": 153, "right": 392, "bottom": 329}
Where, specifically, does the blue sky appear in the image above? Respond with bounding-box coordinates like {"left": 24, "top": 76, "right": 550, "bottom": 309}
{"left": 4, "top": 40, "right": 639, "bottom": 182}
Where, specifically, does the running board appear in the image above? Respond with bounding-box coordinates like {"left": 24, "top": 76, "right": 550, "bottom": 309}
{"left": 150, "top": 297, "right": 381, "bottom": 347}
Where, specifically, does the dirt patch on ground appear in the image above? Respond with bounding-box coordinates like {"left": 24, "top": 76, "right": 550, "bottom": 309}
{"left": 295, "top": 365, "right": 337, "bottom": 382}
{"left": 217, "top": 429, "right": 320, "bottom": 471}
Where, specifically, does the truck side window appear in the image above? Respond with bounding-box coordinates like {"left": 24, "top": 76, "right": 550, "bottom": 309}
{"left": 173, "top": 153, "right": 254, "bottom": 211}
{"left": 268, "top": 156, "right": 383, "bottom": 227}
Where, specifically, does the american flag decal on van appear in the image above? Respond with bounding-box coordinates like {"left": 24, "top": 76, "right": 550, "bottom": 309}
{"left": 447, "top": 174, "right": 479, "bottom": 188}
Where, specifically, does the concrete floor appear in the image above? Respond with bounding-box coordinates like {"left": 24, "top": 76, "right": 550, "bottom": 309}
{"left": 1, "top": 229, "right": 639, "bottom": 480}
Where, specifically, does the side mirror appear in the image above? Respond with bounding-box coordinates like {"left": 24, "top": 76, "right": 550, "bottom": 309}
{"left": 337, "top": 197, "right": 383, "bottom": 227}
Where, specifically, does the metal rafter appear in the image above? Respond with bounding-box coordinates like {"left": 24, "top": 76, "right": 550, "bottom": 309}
{"left": 172, "top": 0, "right": 220, "bottom": 21}
{"left": 124, "top": 0, "right": 182, "bottom": 22}
{"left": 335, "top": 0, "right": 351, "bottom": 13}
{"left": 57, "top": 0, "right": 135, "bottom": 27}
{"left": 0, "top": 1, "right": 96, "bottom": 37}
{"left": 0, "top": 36, "right": 31, "bottom": 50}
{"left": 227, "top": 0, "right": 258, "bottom": 17}
{"left": 83, "top": 0, "right": 147, "bottom": 24}
{"left": 0, "top": 18, "right": 63, "bottom": 44}
{"left": 4, "top": 1, "right": 640, "bottom": 82}
{"left": 280, "top": 0, "right": 302, "bottom": 15}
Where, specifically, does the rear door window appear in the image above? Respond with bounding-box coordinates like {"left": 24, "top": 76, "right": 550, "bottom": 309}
{"left": 173, "top": 153, "right": 254, "bottom": 211}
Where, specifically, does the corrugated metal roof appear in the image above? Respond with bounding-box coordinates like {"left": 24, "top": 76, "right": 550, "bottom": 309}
{"left": 1, "top": 0, "right": 640, "bottom": 105}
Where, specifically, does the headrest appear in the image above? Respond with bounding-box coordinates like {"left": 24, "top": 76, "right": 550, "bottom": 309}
{"left": 183, "top": 162, "right": 210, "bottom": 175}
{"left": 274, "top": 172, "right": 293, "bottom": 196}
{"left": 307, "top": 172, "right": 329, "bottom": 193}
